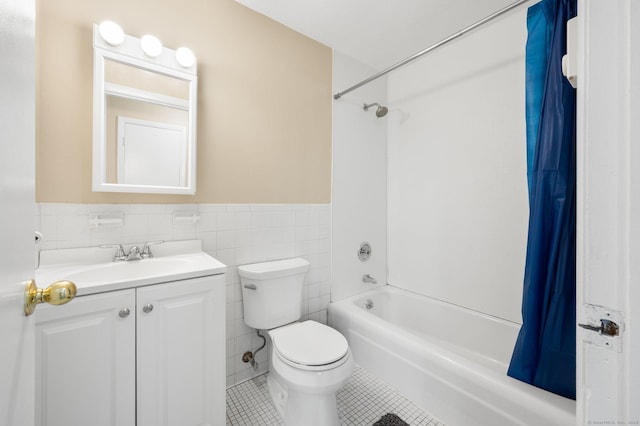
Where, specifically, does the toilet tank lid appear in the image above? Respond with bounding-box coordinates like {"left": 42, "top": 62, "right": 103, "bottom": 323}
{"left": 238, "top": 258, "right": 309, "bottom": 280}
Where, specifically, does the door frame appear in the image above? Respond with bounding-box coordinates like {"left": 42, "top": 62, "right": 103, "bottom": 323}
{"left": 576, "top": 0, "right": 639, "bottom": 423}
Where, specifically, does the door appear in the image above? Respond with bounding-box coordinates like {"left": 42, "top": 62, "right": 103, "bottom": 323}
{"left": 0, "top": 1, "right": 37, "bottom": 426}
{"left": 117, "top": 116, "right": 187, "bottom": 186}
{"left": 35, "top": 290, "right": 136, "bottom": 426}
{"left": 576, "top": 0, "right": 639, "bottom": 424}
{"left": 136, "top": 275, "right": 225, "bottom": 426}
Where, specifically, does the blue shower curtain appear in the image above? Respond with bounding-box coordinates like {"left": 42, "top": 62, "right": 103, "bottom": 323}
{"left": 507, "top": 0, "right": 577, "bottom": 400}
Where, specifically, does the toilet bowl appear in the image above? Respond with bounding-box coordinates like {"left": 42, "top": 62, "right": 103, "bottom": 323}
{"left": 267, "top": 321, "right": 353, "bottom": 426}
{"left": 238, "top": 259, "right": 353, "bottom": 426}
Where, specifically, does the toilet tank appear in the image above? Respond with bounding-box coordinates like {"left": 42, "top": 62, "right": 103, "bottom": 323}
{"left": 238, "top": 258, "right": 309, "bottom": 330}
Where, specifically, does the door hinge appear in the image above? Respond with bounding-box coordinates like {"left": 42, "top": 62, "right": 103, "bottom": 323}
{"left": 579, "top": 304, "right": 625, "bottom": 352}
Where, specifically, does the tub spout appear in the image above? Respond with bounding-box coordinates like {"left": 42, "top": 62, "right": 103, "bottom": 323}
{"left": 362, "top": 274, "right": 377, "bottom": 284}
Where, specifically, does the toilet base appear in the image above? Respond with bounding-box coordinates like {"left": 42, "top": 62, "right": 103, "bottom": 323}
{"left": 267, "top": 370, "right": 341, "bottom": 426}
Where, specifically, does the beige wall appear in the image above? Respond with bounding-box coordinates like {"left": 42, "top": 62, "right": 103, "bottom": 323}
{"left": 36, "top": 0, "right": 332, "bottom": 203}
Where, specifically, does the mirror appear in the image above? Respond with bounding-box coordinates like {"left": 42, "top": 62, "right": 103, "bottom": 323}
{"left": 93, "top": 24, "right": 197, "bottom": 194}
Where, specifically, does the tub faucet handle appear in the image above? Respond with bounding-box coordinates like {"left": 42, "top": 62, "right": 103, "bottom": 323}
{"left": 362, "top": 274, "right": 377, "bottom": 284}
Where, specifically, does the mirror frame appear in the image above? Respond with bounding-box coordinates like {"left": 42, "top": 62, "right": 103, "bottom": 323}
{"left": 92, "top": 24, "right": 198, "bottom": 194}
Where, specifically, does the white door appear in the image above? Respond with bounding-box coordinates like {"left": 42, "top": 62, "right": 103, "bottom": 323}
{"left": 35, "top": 290, "right": 136, "bottom": 426}
{"left": 117, "top": 116, "right": 187, "bottom": 187}
{"left": 0, "top": 1, "right": 37, "bottom": 425}
{"left": 576, "top": 0, "right": 639, "bottom": 424}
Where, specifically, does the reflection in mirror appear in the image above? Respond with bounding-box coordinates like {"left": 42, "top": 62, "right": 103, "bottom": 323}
{"left": 93, "top": 23, "right": 197, "bottom": 194}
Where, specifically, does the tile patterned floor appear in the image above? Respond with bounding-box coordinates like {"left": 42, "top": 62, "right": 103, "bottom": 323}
{"left": 226, "top": 364, "right": 444, "bottom": 426}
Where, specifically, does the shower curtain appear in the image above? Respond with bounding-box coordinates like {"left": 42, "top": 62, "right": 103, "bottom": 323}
{"left": 507, "top": 0, "right": 577, "bottom": 400}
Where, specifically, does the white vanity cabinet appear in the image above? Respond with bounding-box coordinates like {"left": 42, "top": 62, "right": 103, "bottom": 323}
{"left": 35, "top": 288, "right": 136, "bottom": 426}
{"left": 35, "top": 274, "right": 225, "bottom": 426}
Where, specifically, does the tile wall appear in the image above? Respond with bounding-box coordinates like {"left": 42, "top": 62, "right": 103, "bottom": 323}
{"left": 36, "top": 203, "right": 331, "bottom": 387}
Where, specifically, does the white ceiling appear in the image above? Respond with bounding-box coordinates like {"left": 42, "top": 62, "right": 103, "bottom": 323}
{"left": 234, "top": 0, "right": 522, "bottom": 71}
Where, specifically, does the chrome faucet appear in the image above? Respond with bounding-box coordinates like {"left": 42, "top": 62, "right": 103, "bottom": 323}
{"left": 362, "top": 274, "right": 377, "bottom": 284}
{"left": 126, "top": 246, "right": 143, "bottom": 261}
{"left": 101, "top": 240, "right": 164, "bottom": 262}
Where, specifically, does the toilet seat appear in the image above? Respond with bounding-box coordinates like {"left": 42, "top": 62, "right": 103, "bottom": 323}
{"left": 270, "top": 321, "right": 349, "bottom": 371}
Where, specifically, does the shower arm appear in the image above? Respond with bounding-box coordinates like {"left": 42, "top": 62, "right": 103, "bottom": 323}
{"left": 333, "top": 0, "right": 532, "bottom": 100}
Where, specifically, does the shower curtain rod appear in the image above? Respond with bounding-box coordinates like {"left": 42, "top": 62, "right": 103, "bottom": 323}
{"left": 333, "top": 0, "right": 531, "bottom": 100}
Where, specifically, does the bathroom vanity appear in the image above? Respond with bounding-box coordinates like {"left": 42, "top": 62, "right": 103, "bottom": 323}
{"left": 34, "top": 240, "right": 225, "bottom": 426}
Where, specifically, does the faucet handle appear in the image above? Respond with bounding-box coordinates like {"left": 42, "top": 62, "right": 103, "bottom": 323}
{"left": 100, "top": 244, "right": 126, "bottom": 262}
{"left": 141, "top": 240, "right": 164, "bottom": 259}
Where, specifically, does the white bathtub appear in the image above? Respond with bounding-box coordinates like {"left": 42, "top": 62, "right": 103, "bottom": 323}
{"left": 328, "top": 285, "right": 575, "bottom": 426}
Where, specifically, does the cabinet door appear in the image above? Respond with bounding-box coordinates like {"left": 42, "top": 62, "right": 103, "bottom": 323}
{"left": 137, "top": 275, "right": 225, "bottom": 426}
{"left": 35, "top": 289, "right": 136, "bottom": 426}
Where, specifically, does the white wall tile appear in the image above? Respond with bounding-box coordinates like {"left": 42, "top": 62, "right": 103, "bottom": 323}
{"left": 308, "top": 297, "right": 320, "bottom": 315}
{"left": 217, "top": 230, "right": 235, "bottom": 249}
{"left": 148, "top": 213, "right": 173, "bottom": 234}
{"left": 215, "top": 248, "right": 236, "bottom": 267}
{"left": 235, "top": 212, "right": 252, "bottom": 230}
{"left": 226, "top": 356, "right": 235, "bottom": 378}
{"left": 308, "top": 283, "right": 320, "bottom": 299}
{"left": 122, "top": 214, "right": 150, "bottom": 238}
{"left": 129, "top": 204, "right": 165, "bottom": 214}
{"left": 38, "top": 214, "right": 57, "bottom": 244}
{"left": 216, "top": 212, "right": 234, "bottom": 231}
{"left": 196, "top": 212, "right": 217, "bottom": 232}
{"left": 225, "top": 204, "right": 251, "bottom": 213}
{"left": 198, "top": 204, "right": 226, "bottom": 213}
{"left": 199, "top": 231, "right": 217, "bottom": 252}
{"left": 320, "top": 294, "right": 330, "bottom": 311}
{"left": 225, "top": 375, "right": 234, "bottom": 388}
{"left": 234, "top": 319, "right": 252, "bottom": 338}
{"left": 234, "top": 301, "right": 244, "bottom": 320}
{"left": 226, "top": 339, "right": 234, "bottom": 358}
{"left": 235, "top": 230, "right": 252, "bottom": 248}
{"left": 235, "top": 247, "right": 252, "bottom": 265}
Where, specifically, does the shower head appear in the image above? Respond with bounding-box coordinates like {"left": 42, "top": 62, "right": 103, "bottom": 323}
{"left": 363, "top": 102, "right": 388, "bottom": 118}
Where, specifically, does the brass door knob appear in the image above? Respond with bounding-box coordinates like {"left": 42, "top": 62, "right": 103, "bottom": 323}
{"left": 24, "top": 279, "right": 77, "bottom": 316}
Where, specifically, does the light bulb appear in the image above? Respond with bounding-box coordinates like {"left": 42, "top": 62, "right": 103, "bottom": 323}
{"left": 140, "top": 35, "right": 162, "bottom": 58}
{"left": 176, "top": 47, "right": 196, "bottom": 68}
{"left": 98, "top": 21, "right": 124, "bottom": 46}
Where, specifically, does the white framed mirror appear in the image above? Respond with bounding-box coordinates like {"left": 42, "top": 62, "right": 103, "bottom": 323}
{"left": 93, "top": 23, "right": 197, "bottom": 194}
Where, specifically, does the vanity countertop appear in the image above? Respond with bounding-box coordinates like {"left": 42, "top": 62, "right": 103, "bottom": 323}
{"left": 36, "top": 240, "right": 226, "bottom": 296}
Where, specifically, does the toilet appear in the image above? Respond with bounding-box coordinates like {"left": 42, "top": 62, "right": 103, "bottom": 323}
{"left": 238, "top": 258, "right": 353, "bottom": 426}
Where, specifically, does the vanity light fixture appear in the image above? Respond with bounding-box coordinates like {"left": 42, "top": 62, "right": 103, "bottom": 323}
{"left": 98, "top": 21, "right": 124, "bottom": 46}
{"left": 140, "top": 34, "right": 163, "bottom": 57}
{"left": 175, "top": 47, "right": 196, "bottom": 68}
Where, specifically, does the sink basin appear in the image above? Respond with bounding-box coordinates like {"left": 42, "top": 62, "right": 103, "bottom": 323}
{"left": 36, "top": 241, "right": 226, "bottom": 296}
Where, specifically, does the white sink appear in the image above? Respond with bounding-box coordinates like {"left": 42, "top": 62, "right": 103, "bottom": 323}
{"left": 36, "top": 240, "right": 226, "bottom": 296}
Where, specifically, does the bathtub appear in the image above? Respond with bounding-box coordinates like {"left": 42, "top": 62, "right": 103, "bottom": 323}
{"left": 328, "top": 285, "right": 575, "bottom": 426}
